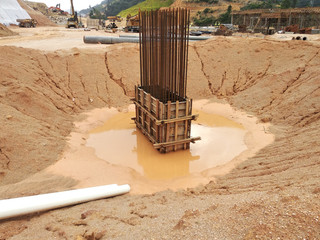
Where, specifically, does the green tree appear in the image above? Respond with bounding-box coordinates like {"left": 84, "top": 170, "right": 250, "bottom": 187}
{"left": 192, "top": 8, "right": 216, "bottom": 26}
{"left": 291, "top": 0, "right": 297, "bottom": 7}
{"left": 240, "top": 0, "right": 274, "bottom": 10}
{"left": 281, "top": 0, "right": 291, "bottom": 8}
{"left": 217, "top": 5, "right": 232, "bottom": 23}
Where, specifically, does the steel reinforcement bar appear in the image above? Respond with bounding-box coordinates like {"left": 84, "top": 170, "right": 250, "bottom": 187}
{"left": 139, "top": 8, "right": 190, "bottom": 103}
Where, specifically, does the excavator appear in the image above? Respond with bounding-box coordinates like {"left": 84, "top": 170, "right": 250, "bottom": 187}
{"left": 67, "top": 0, "right": 79, "bottom": 28}
{"left": 125, "top": 14, "right": 139, "bottom": 32}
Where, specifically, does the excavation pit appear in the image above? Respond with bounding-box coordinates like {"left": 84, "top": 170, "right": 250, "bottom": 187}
{"left": 86, "top": 108, "right": 247, "bottom": 181}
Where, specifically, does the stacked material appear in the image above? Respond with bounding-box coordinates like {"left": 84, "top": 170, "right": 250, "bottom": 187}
{"left": 0, "top": 0, "right": 30, "bottom": 25}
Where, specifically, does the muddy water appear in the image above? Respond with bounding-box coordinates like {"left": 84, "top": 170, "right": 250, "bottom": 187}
{"left": 86, "top": 110, "right": 247, "bottom": 180}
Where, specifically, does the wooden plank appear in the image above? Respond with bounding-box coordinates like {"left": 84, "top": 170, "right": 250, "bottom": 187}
{"left": 135, "top": 120, "right": 157, "bottom": 144}
{"left": 139, "top": 88, "right": 143, "bottom": 105}
{"left": 135, "top": 86, "right": 138, "bottom": 124}
{"left": 174, "top": 101, "right": 179, "bottom": 151}
{"left": 134, "top": 100, "right": 199, "bottom": 125}
{"left": 153, "top": 136, "right": 201, "bottom": 149}
{"left": 155, "top": 99, "right": 159, "bottom": 142}
{"left": 184, "top": 100, "right": 189, "bottom": 149}
{"left": 166, "top": 101, "right": 171, "bottom": 152}
{"left": 159, "top": 103, "right": 163, "bottom": 143}
{"left": 140, "top": 92, "right": 145, "bottom": 128}
{"left": 133, "top": 101, "right": 158, "bottom": 122}
{"left": 157, "top": 114, "right": 198, "bottom": 125}
{"left": 148, "top": 93, "right": 151, "bottom": 111}
{"left": 147, "top": 94, "right": 151, "bottom": 134}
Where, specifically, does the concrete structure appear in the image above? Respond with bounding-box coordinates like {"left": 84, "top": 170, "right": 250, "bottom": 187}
{"left": 232, "top": 7, "right": 320, "bottom": 33}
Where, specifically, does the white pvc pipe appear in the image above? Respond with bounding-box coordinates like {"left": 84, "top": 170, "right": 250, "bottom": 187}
{"left": 0, "top": 184, "right": 130, "bottom": 220}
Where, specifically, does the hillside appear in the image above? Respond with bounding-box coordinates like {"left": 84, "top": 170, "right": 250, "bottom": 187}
{"left": 18, "top": 0, "right": 57, "bottom": 26}
{"left": 118, "top": 0, "right": 174, "bottom": 17}
{"left": 80, "top": 0, "right": 245, "bottom": 22}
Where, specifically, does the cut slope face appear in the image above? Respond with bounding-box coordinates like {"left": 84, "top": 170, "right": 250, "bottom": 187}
{"left": 0, "top": 23, "right": 16, "bottom": 36}
{"left": 0, "top": 45, "right": 139, "bottom": 185}
{"left": 188, "top": 38, "right": 320, "bottom": 127}
{"left": 17, "top": 0, "right": 57, "bottom": 26}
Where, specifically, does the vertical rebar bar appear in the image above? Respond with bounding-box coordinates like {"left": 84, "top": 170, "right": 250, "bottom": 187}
{"left": 139, "top": 8, "right": 190, "bottom": 103}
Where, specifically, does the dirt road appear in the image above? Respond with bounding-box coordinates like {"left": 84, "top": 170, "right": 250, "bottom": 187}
{"left": 0, "top": 27, "right": 319, "bottom": 239}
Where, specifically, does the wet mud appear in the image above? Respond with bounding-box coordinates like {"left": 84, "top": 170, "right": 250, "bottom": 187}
{"left": 87, "top": 110, "right": 247, "bottom": 180}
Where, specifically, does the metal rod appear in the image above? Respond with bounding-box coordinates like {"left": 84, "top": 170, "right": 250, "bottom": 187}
{"left": 139, "top": 8, "right": 190, "bottom": 102}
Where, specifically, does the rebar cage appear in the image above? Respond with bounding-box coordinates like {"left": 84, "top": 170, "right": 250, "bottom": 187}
{"left": 133, "top": 8, "right": 200, "bottom": 153}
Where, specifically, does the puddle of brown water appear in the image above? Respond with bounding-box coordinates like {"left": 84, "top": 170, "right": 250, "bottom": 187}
{"left": 44, "top": 101, "right": 274, "bottom": 194}
{"left": 86, "top": 110, "right": 247, "bottom": 180}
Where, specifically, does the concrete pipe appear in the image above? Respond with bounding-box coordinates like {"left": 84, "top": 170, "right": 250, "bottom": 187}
{"left": 119, "top": 34, "right": 211, "bottom": 41}
{"left": 0, "top": 184, "right": 130, "bottom": 220}
{"left": 83, "top": 36, "right": 139, "bottom": 44}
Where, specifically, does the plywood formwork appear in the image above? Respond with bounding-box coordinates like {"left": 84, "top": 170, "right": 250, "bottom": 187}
{"left": 133, "top": 86, "right": 200, "bottom": 153}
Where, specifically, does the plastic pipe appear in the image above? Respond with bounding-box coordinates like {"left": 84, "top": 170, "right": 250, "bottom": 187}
{"left": 83, "top": 36, "right": 139, "bottom": 44}
{"left": 0, "top": 184, "right": 130, "bottom": 220}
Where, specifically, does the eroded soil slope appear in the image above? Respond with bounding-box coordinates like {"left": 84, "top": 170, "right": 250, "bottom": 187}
{"left": 0, "top": 45, "right": 139, "bottom": 185}
{"left": 0, "top": 24, "right": 16, "bottom": 37}
{"left": 0, "top": 37, "right": 319, "bottom": 239}
{"left": 17, "top": 0, "right": 57, "bottom": 26}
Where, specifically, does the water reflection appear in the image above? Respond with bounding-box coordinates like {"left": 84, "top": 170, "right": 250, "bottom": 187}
{"left": 86, "top": 111, "right": 247, "bottom": 180}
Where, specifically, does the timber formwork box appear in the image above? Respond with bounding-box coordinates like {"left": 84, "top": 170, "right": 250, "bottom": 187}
{"left": 133, "top": 86, "right": 200, "bottom": 153}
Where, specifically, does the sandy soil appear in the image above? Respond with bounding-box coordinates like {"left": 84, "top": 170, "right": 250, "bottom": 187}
{"left": 0, "top": 27, "right": 319, "bottom": 239}
{"left": 17, "top": 0, "right": 57, "bottom": 27}
{"left": 0, "top": 24, "right": 17, "bottom": 37}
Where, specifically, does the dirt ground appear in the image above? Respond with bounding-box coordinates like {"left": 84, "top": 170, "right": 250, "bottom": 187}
{"left": 0, "top": 27, "right": 319, "bottom": 239}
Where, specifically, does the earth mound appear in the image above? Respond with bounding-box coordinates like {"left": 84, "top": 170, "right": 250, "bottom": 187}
{"left": 0, "top": 23, "right": 16, "bottom": 37}
{"left": 17, "top": 0, "right": 57, "bottom": 26}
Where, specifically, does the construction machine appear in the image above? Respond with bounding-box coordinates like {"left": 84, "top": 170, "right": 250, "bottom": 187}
{"left": 17, "top": 19, "right": 37, "bottom": 28}
{"left": 67, "top": 0, "right": 79, "bottom": 28}
{"left": 107, "top": 16, "right": 122, "bottom": 22}
{"left": 106, "top": 16, "right": 122, "bottom": 29}
{"left": 214, "top": 24, "right": 233, "bottom": 36}
{"left": 125, "top": 14, "right": 139, "bottom": 32}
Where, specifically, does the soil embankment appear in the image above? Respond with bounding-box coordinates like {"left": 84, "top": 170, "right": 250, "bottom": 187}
{"left": 0, "top": 24, "right": 17, "bottom": 37}
{"left": 0, "top": 36, "right": 319, "bottom": 239}
{"left": 17, "top": 0, "right": 57, "bottom": 26}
